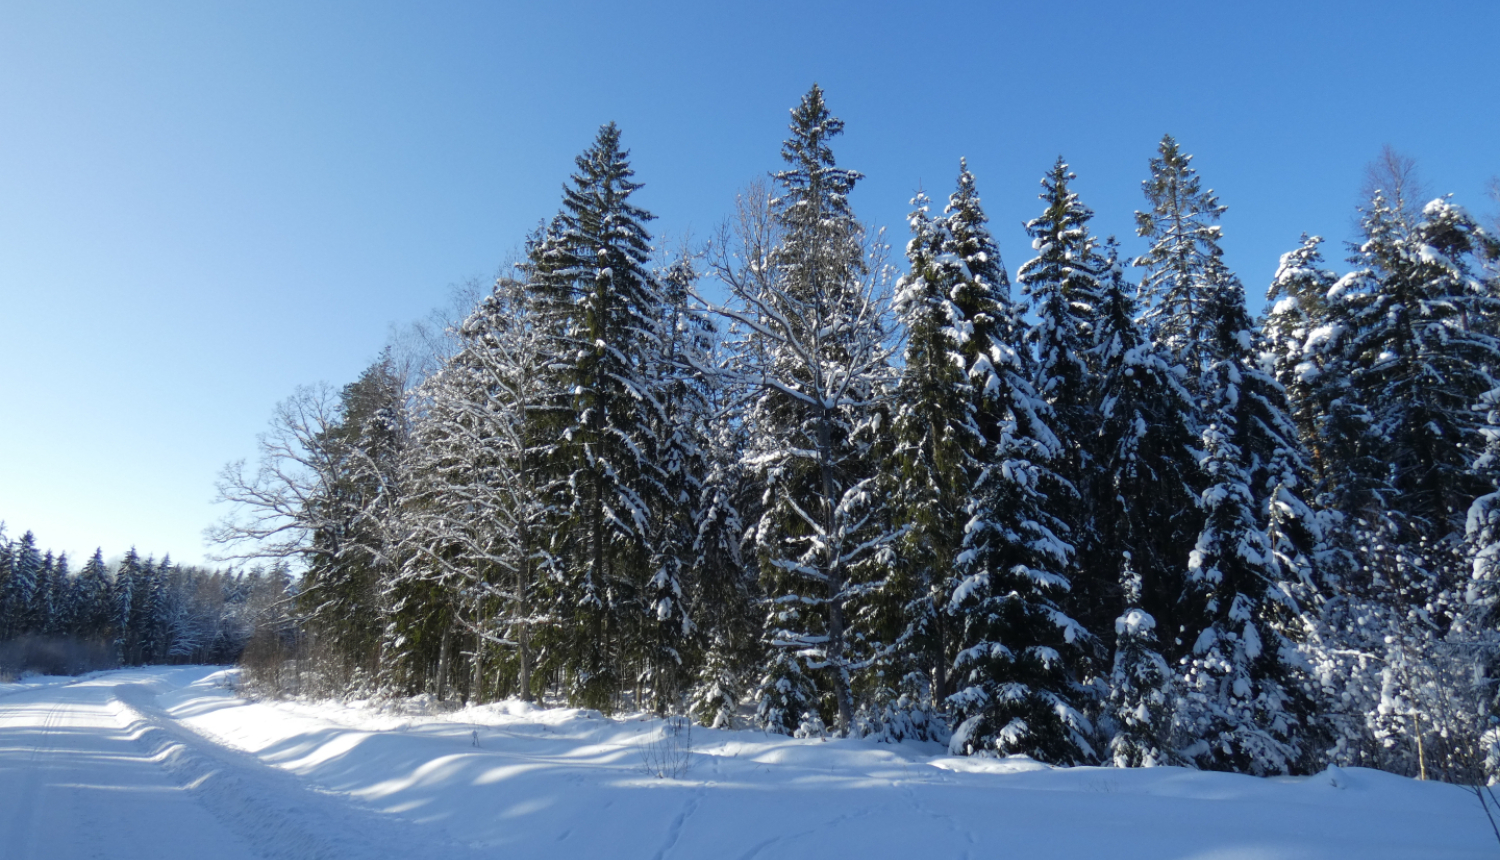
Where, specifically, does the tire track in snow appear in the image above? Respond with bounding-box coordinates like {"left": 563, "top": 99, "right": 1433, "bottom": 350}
{"left": 7, "top": 700, "right": 64, "bottom": 859}
{"left": 112, "top": 683, "right": 491, "bottom": 860}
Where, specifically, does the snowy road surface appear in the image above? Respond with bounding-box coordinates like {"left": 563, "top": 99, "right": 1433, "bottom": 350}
{"left": 0, "top": 667, "right": 1495, "bottom": 859}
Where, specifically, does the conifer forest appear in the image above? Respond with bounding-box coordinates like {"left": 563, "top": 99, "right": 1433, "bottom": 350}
{"left": 23, "top": 84, "right": 1499, "bottom": 784}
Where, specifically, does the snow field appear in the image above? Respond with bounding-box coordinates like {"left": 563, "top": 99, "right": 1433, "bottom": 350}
{"left": 154, "top": 667, "right": 1498, "bottom": 859}
{"left": 2, "top": 666, "right": 1495, "bottom": 859}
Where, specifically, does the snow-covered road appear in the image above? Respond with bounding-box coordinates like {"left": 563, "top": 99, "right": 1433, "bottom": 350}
{"left": 1, "top": 666, "right": 1495, "bottom": 859}
{"left": 0, "top": 668, "right": 486, "bottom": 860}
{"left": 0, "top": 670, "right": 263, "bottom": 860}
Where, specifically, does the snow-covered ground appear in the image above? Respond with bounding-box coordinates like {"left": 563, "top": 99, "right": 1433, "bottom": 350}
{"left": 1, "top": 666, "right": 1494, "bottom": 859}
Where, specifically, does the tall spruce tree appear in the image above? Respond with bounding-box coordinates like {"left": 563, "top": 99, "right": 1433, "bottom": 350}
{"left": 1018, "top": 158, "right": 1108, "bottom": 632}
{"left": 1089, "top": 243, "right": 1201, "bottom": 664}
{"left": 878, "top": 188, "right": 982, "bottom": 736}
{"left": 1019, "top": 158, "right": 1103, "bottom": 487}
{"left": 2, "top": 531, "right": 41, "bottom": 639}
{"left": 521, "top": 122, "right": 675, "bottom": 711}
{"left": 75, "top": 549, "right": 113, "bottom": 642}
{"left": 113, "top": 548, "right": 139, "bottom": 664}
{"left": 641, "top": 255, "right": 722, "bottom": 712}
{"left": 941, "top": 163, "right": 1094, "bottom": 764}
{"left": 1337, "top": 196, "right": 1500, "bottom": 545}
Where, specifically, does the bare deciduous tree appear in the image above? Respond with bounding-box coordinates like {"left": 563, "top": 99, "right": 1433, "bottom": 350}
{"left": 1357, "top": 144, "right": 1429, "bottom": 236}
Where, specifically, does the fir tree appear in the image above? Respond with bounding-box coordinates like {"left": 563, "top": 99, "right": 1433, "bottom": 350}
{"left": 1019, "top": 157, "right": 1103, "bottom": 494}
{"left": 1200, "top": 250, "right": 1322, "bottom": 605}
{"left": 521, "top": 122, "right": 675, "bottom": 711}
{"left": 1107, "top": 557, "right": 1177, "bottom": 766}
{"left": 1018, "top": 158, "right": 1108, "bottom": 632}
{"left": 45, "top": 552, "right": 71, "bottom": 636}
{"left": 1263, "top": 234, "right": 1340, "bottom": 455}
{"left": 113, "top": 548, "right": 140, "bottom": 664}
{"left": 1337, "top": 195, "right": 1500, "bottom": 541}
{"left": 691, "top": 630, "right": 746, "bottom": 729}
{"left": 641, "top": 255, "right": 716, "bottom": 712}
{"left": 75, "top": 549, "right": 113, "bottom": 641}
{"left": 1176, "top": 423, "right": 1313, "bottom": 775}
{"left": 1088, "top": 246, "right": 1201, "bottom": 663}
{"left": 0, "top": 528, "right": 11, "bottom": 634}
{"left": 2, "top": 532, "right": 42, "bottom": 639}
{"left": 881, "top": 190, "right": 979, "bottom": 722}
{"left": 941, "top": 165, "right": 1094, "bottom": 764}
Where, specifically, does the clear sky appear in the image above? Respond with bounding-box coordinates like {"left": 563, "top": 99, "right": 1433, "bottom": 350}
{"left": 2, "top": 1, "right": 1496, "bottom": 568}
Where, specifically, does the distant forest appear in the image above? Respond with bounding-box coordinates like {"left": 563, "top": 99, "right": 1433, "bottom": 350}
{"left": 98, "top": 83, "right": 1500, "bottom": 780}
{"left": 0, "top": 528, "right": 290, "bottom": 676}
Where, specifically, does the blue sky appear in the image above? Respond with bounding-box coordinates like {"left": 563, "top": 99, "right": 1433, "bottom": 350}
{"left": 2, "top": 1, "right": 1496, "bottom": 567}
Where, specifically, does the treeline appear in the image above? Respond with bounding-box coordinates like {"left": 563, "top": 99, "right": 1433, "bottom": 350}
{"left": 0, "top": 526, "right": 290, "bottom": 673}
{"left": 216, "top": 85, "right": 1500, "bottom": 781}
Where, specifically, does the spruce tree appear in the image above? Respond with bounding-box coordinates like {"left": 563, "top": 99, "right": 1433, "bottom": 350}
{"left": 1018, "top": 158, "right": 1109, "bottom": 632}
{"left": 1107, "top": 558, "right": 1177, "bottom": 766}
{"left": 941, "top": 165, "right": 1094, "bottom": 764}
{"left": 1175, "top": 422, "right": 1312, "bottom": 774}
{"left": 2, "top": 531, "right": 41, "bottom": 639}
{"left": 642, "top": 255, "right": 716, "bottom": 712}
{"left": 877, "top": 188, "right": 981, "bottom": 739}
{"left": 521, "top": 122, "right": 675, "bottom": 711}
{"left": 1338, "top": 196, "right": 1500, "bottom": 542}
{"left": 75, "top": 549, "right": 112, "bottom": 642}
{"left": 0, "top": 528, "right": 11, "bottom": 636}
{"left": 1089, "top": 244, "right": 1201, "bottom": 672}
{"left": 46, "top": 552, "right": 71, "bottom": 637}
{"left": 113, "top": 548, "right": 139, "bottom": 664}
{"left": 1263, "top": 235, "right": 1340, "bottom": 456}
{"left": 1019, "top": 157, "right": 1103, "bottom": 491}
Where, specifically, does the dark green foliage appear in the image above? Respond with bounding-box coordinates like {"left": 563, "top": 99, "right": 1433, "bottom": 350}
{"left": 940, "top": 165, "right": 1094, "bottom": 764}
{"left": 520, "top": 123, "right": 678, "bottom": 712}
{"left": 1088, "top": 250, "right": 1200, "bottom": 659}
{"left": 299, "top": 353, "right": 407, "bottom": 687}
{"left": 882, "top": 189, "right": 981, "bottom": 719}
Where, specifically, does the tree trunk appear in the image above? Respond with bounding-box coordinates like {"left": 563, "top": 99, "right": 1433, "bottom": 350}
{"left": 435, "top": 621, "right": 452, "bottom": 701}
{"left": 816, "top": 405, "right": 854, "bottom": 735}
{"left": 519, "top": 628, "right": 534, "bottom": 703}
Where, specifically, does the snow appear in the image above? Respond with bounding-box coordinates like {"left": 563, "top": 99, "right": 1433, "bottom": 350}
{"left": 3, "top": 666, "right": 1497, "bottom": 858}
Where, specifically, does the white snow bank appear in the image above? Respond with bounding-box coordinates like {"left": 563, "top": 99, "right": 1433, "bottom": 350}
{"left": 120, "top": 667, "right": 1496, "bottom": 859}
